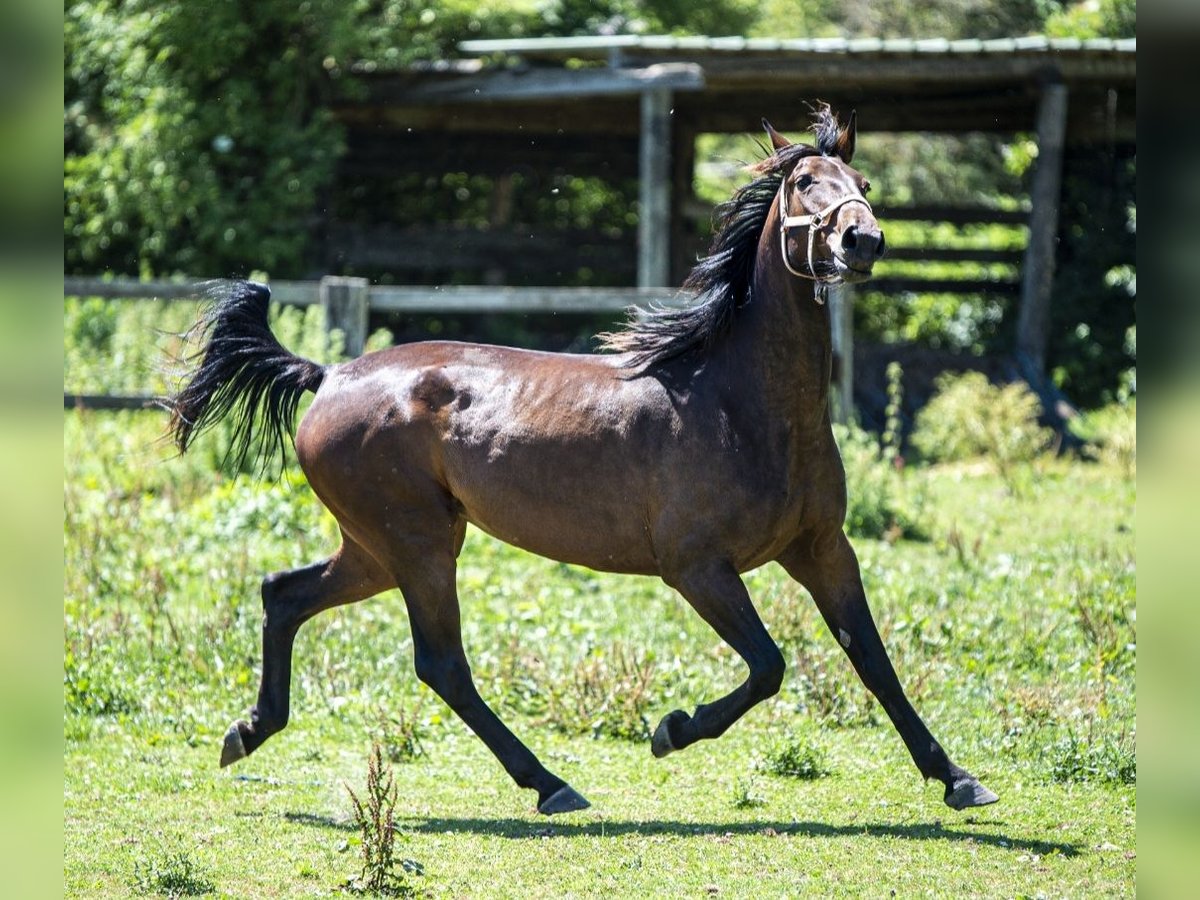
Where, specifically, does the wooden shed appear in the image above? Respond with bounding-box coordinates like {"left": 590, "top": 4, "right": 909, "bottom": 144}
{"left": 328, "top": 35, "right": 1135, "bottom": 403}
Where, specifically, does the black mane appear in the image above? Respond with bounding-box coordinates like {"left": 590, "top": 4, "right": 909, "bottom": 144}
{"left": 598, "top": 110, "right": 842, "bottom": 370}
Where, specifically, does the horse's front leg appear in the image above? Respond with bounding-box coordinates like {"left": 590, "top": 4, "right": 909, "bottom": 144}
{"left": 777, "top": 532, "right": 998, "bottom": 810}
{"left": 651, "top": 559, "right": 786, "bottom": 756}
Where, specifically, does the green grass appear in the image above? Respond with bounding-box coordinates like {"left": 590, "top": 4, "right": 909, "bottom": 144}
{"left": 64, "top": 410, "right": 1135, "bottom": 897}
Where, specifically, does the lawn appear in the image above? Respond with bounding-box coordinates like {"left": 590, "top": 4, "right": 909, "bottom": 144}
{"left": 64, "top": 405, "right": 1134, "bottom": 898}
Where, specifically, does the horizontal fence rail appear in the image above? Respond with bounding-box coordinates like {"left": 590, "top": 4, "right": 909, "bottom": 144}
{"left": 63, "top": 277, "right": 681, "bottom": 313}
{"left": 64, "top": 277, "right": 693, "bottom": 412}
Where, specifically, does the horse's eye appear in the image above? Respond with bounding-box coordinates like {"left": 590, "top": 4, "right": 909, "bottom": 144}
{"left": 796, "top": 174, "right": 814, "bottom": 190}
{"left": 862, "top": 182, "right": 871, "bottom": 196}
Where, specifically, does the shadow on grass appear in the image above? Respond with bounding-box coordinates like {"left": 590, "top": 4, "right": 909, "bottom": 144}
{"left": 283, "top": 811, "right": 355, "bottom": 832}
{"left": 284, "top": 810, "right": 1080, "bottom": 857}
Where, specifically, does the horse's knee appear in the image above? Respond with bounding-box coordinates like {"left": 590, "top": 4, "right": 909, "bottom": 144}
{"left": 261, "top": 571, "right": 283, "bottom": 605}
{"left": 414, "top": 652, "right": 473, "bottom": 708}
{"left": 260, "top": 572, "right": 288, "bottom": 629}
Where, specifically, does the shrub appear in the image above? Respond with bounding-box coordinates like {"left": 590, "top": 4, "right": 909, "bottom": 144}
{"left": 1073, "top": 401, "right": 1136, "bottom": 479}
{"left": 543, "top": 643, "right": 657, "bottom": 742}
{"left": 911, "top": 371, "right": 1053, "bottom": 484}
{"left": 835, "top": 422, "right": 927, "bottom": 542}
{"left": 762, "top": 732, "right": 831, "bottom": 780}
{"left": 1046, "top": 730, "right": 1136, "bottom": 786}
{"left": 132, "top": 841, "right": 215, "bottom": 897}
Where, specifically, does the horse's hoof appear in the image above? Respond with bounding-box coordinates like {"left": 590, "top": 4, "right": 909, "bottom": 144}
{"left": 219, "top": 721, "right": 248, "bottom": 768}
{"left": 537, "top": 784, "right": 590, "bottom": 816}
{"left": 944, "top": 776, "right": 999, "bottom": 810}
{"left": 651, "top": 710, "right": 688, "bottom": 759}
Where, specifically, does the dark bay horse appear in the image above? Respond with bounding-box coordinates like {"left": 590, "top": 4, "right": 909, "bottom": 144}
{"left": 169, "top": 106, "right": 997, "bottom": 815}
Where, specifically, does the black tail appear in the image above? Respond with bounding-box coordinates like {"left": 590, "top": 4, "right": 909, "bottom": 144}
{"left": 166, "top": 280, "right": 325, "bottom": 471}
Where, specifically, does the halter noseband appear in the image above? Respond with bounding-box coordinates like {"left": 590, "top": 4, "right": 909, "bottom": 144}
{"left": 778, "top": 178, "right": 873, "bottom": 300}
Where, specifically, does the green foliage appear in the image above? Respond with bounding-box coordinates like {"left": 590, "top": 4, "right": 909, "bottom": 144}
{"left": 912, "top": 372, "right": 1053, "bottom": 485}
{"left": 1073, "top": 400, "right": 1136, "bottom": 479}
{"left": 65, "top": 1, "right": 351, "bottom": 277}
{"left": 834, "top": 413, "right": 928, "bottom": 543}
{"left": 730, "top": 776, "right": 767, "bottom": 809}
{"left": 826, "top": 0, "right": 1054, "bottom": 40}
{"left": 1046, "top": 730, "right": 1136, "bottom": 786}
{"left": 352, "top": 0, "right": 542, "bottom": 68}
{"left": 132, "top": 840, "right": 215, "bottom": 897}
{"left": 345, "top": 743, "right": 415, "bottom": 896}
{"left": 64, "top": 644, "right": 139, "bottom": 717}
{"left": 763, "top": 731, "right": 831, "bottom": 780}
{"left": 846, "top": 363, "right": 929, "bottom": 541}
{"left": 371, "top": 699, "right": 429, "bottom": 763}
{"left": 542, "top": 643, "right": 658, "bottom": 742}
{"left": 1045, "top": 0, "right": 1136, "bottom": 38}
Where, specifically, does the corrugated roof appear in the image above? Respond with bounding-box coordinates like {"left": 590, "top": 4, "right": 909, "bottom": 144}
{"left": 460, "top": 34, "right": 1136, "bottom": 58}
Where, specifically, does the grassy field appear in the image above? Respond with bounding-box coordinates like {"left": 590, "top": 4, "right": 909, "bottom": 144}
{"left": 64, "top": 399, "right": 1135, "bottom": 898}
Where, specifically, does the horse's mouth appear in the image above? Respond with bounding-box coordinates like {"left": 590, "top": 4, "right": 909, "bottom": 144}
{"left": 833, "top": 255, "right": 874, "bottom": 283}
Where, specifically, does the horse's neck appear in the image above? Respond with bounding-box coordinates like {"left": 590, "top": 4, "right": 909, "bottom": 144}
{"left": 720, "top": 250, "right": 833, "bottom": 433}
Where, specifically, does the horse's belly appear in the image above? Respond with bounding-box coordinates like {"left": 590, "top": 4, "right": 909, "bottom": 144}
{"left": 461, "top": 493, "right": 660, "bottom": 576}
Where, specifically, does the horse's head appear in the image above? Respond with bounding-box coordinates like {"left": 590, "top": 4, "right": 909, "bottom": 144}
{"left": 761, "top": 108, "right": 886, "bottom": 285}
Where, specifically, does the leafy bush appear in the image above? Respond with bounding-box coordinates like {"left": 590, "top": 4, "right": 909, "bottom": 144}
{"left": 835, "top": 422, "right": 928, "bottom": 542}
{"left": 911, "top": 371, "right": 1053, "bottom": 484}
{"left": 1073, "top": 401, "right": 1136, "bottom": 479}
{"left": 762, "top": 732, "right": 831, "bottom": 780}
{"left": 1046, "top": 730, "right": 1136, "bottom": 786}
{"left": 65, "top": 1, "right": 351, "bottom": 277}
{"left": 543, "top": 643, "right": 657, "bottom": 742}
{"left": 132, "top": 841, "right": 215, "bottom": 897}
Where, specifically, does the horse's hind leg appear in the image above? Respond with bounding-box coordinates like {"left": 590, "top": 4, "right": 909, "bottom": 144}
{"left": 651, "top": 559, "right": 786, "bottom": 756}
{"left": 220, "top": 537, "right": 391, "bottom": 766}
{"left": 777, "top": 533, "right": 998, "bottom": 810}
{"left": 386, "top": 539, "right": 589, "bottom": 815}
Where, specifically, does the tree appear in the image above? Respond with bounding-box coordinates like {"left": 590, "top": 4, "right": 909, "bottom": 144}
{"left": 65, "top": 1, "right": 354, "bottom": 277}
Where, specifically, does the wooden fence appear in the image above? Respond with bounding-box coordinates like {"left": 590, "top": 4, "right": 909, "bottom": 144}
{"left": 63, "top": 276, "right": 858, "bottom": 422}
{"left": 67, "top": 277, "right": 845, "bottom": 418}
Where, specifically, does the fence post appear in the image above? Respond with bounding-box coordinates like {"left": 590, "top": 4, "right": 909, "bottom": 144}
{"left": 638, "top": 87, "right": 673, "bottom": 288}
{"left": 319, "top": 276, "right": 369, "bottom": 358}
{"left": 829, "top": 284, "right": 855, "bottom": 424}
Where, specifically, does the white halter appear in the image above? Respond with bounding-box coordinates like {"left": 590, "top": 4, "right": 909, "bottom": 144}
{"left": 777, "top": 178, "right": 874, "bottom": 300}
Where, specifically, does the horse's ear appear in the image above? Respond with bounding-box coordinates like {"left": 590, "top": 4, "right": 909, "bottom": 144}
{"left": 835, "top": 110, "right": 857, "bottom": 163}
{"left": 762, "top": 118, "right": 791, "bottom": 151}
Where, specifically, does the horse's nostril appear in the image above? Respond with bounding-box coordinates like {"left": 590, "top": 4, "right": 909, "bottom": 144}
{"left": 876, "top": 232, "right": 887, "bottom": 259}
{"left": 842, "top": 226, "right": 859, "bottom": 251}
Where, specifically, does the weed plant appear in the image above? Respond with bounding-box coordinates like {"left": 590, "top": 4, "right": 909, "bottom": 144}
{"left": 763, "top": 732, "right": 831, "bottom": 780}
{"left": 345, "top": 743, "right": 414, "bottom": 896}
{"left": 131, "top": 841, "right": 215, "bottom": 897}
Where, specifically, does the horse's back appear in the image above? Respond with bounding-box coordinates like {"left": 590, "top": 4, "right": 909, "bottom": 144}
{"left": 295, "top": 340, "right": 673, "bottom": 573}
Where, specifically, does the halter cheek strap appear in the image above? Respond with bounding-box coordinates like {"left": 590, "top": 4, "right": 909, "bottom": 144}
{"left": 778, "top": 180, "right": 873, "bottom": 297}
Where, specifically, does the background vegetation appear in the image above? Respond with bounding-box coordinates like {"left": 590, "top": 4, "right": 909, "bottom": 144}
{"left": 63, "top": 303, "right": 1135, "bottom": 897}
{"left": 65, "top": 0, "right": 1135, "bottom": 406}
